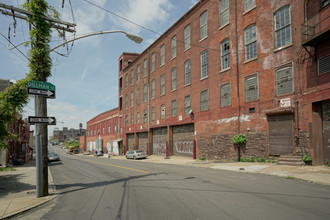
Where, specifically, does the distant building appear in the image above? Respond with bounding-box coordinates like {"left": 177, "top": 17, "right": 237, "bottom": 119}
{"left": 52, "top": 125, "right": 86, "bottom": 142}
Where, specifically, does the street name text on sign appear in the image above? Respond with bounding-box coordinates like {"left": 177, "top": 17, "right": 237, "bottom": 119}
{"left": 28, "top": 116, "right": 56, "bottom": 125}
{"left": 27, "top": 80, "right": 56, "bottom": 99}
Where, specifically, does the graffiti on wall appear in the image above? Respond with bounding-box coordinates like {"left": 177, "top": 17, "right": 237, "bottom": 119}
{"left": 175, "top": 141, "right": 193, "bottom": 155}
{"left": 153, "top": 143, "right": 166, "bottom": 156}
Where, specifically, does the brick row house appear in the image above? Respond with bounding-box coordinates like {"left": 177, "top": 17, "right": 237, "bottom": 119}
{"left": 85, "top": 0, "right": 330, "bottom": 164}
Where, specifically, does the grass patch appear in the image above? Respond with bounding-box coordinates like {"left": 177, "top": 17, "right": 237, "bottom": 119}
{"left": 0, "top": 167, "right": 16, "bottom": 172}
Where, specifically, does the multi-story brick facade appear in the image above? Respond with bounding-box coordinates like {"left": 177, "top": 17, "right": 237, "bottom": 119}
{"left": 116, "top": 0, "right": 330, "bottom": 164}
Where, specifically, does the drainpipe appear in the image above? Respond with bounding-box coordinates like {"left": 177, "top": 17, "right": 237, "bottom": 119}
{"left": 235, "top": 0, "right": 241, "bottom": 134}
{"left": 295, "top": 100, "right": 299, "bottom": 155}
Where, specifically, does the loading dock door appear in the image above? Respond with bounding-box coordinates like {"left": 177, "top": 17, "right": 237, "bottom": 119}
{"left": 173, "top": 124, "right": 194, "bottom": 157}
{"left": 138, "top": 132, "right": 148, "bottom": 153}
{"left": 127, "top": 134, "right": 134, "bottom": 151}
{"left": 268, "top": 114, "right": 294, "bottom": 155}
{"left": 152, "top": 127, "right": 167, "bottom": 156}
{"left": 323, "top": 100, "right": 330, "bottom": 161}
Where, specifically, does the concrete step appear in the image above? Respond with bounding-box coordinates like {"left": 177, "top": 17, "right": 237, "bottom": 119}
{"left": 278, "top": 161, "right": 304, "bottom": 166}
{"left": 278, "top": 155, "right": 304, "bottom": 166}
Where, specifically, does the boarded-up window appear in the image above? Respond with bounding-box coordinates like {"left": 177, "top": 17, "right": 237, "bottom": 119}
{"left": 275, "top": 67, "right": 293, "bottom": 96}
{"left": 125, "top": 115, "right": 128, "bottom": 126}
{"left": 161, "top": 104, "right": 165, "bottom": 119}
{"left": 171, "top": 67, "right": 177, "bottom": 90}
{"left": 220, "top": 83, "right": 231, "bottom": 107}
{"left": 143, "top": 84, "right": 147, "bottom": 102}
{"left": 160, "top": 74, "right": 165, "bottom": 95}
{"left": 318, "top": 54, "right": 330, "bottom": 75}
{"left": 125, "top": 73, "right": 128, "bottom": 88}
{"left": 151, "top": 79, "right": 155, "bottom": 99}
{"left": 143, "top": 109, "right": 147, "bottom": 123}
{"left": 200, "top": 89, "right": 209, "bottom": 111}
{"left": 136, "top": 87, "right": 140, "bottom": 105}
{"left": 171, "top": 100, "right": 177, "bottom": 117}
{"left": 244, "top": 74, "right": 259, "bottom": 102}
{"left": 137, "top": 64, "right": 140, "bottom": 81}
{"left": 184, "top": 95, "right": 192, "bottom": 114}
{"left": 130, "top": 114, "right": 134, "bottom": 125}
{"left": 151, "top": 106, "right": 156, "bottom": 121}
{"left": 125, "top": 94, "right": 128, "bottom": 109}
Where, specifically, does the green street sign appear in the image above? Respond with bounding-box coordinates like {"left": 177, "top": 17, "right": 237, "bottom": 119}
{"left": 27, "top": 80, "right": 55, "bottom": 91}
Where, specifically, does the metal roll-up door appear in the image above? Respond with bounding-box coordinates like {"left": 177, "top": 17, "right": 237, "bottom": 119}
{"left": 127, "top": 134, "right": 134, "bottom": 151}
{"left": 173, "top": 124, "right": 194, "bottom": 157}
{"left": 152, "top": 127, "right": 167, "bottom": 156}
{"left": 322, "top": 100, "right": 330, "bottom": 161}
{"left": 138, "top": 132, "right": 148, "bottom": 153}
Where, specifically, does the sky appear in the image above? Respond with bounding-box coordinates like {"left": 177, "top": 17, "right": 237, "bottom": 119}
{"left": 0, "top": 0, "right": 199, "bottom": 137}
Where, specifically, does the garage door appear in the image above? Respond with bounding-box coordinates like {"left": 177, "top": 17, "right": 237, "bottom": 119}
{"left": 127, "top": 134, "right": 134, "bottom": 151}
{"left": 138, "top": 132, "right": 148, "bottom": 153}
{"left": 323, "top": 100, "right": 330, "bottom": 161}
{"left": 173, "top": 124, "right": 194, "bottom": 157}
{"left": 152, "top": 127, "right": 167, "bottom": 156}
{"left": 268, "top": 114, "right": 294, "bottom": 155}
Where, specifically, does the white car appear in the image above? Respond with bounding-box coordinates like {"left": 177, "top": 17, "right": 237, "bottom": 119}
{"left": 125, "top": 150, "right": 147, "bottom": 160}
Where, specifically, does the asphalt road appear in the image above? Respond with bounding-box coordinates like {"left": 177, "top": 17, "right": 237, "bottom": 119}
{"left": 13, "top": 146, "right": 330, "bottom": 220}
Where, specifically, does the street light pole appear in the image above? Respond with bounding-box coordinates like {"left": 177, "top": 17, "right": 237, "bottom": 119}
{"left": 50, "top": 30, "right": 143, "bottom": 52}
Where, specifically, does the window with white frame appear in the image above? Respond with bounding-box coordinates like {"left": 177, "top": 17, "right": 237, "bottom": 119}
{"left": 130, "top": 91, "right": 134, "bottom": 107}
{"left": 171, "top": 100, "right": 177, "bottom": 117}
{"left": 171, "top": 67, "right": 177, "bottom": 91}
{"left": 275, "top": 66, "right": 294, "bottom": 96}
{"left": 244, "top": 74, "right": 259, "bottom": 102}
{"left": 274, "top": 5, "right": 291, "bottom": 49}
{"left": 161, "top": 104, "right": 165, "bottom": 119}
{"left": 171, "top": 35, "right": 176, "bottom": 59}
{"left": 243, "top": 0, "right": 255, "bottom": 12}
{"left": 130, "top": 114, "right": 134, "bottom": 125}
{"left": 151, "top": 79, "right": 155, "bottom": 99}
{"left": 160, "top": 44, "right": 165, "bottom": 66}
{"left": 184, "top": 24, "right": 191, "bottom": 50}
{"left": 143, "top": 109, "right": 147, "bottom": 122}
{"left": 244, "top": 24, "right": 257, "bottom": 60}
{"left": 220, "top": 83, "right": 231, "bottom": 107}
{"left": 151, "top": 106, "right": 156, "bottom": 121}
{"left": 125, "top": 73, "right": 128, "bottom": 88}
{"left": 137, "top": 112, "right": 140, "bottom": 124}
{"left": 184, "top": 95, "right": 192, "bottom": 114}
{"left": 125, "top": 94, "right": 128, "bottom": 109}
{"left": 137, "top": 87, "right": 140, "bottom": 105}
{"left": 220, "top": 0, "right": 229, "bottom": 27}
{"left": 130, "top": 69, "right": 134, "bottom": 85}
{"left": 143, "top": 84, "right": 147, "bottom": 102}
{"left": 185, "top": 59, "right": 191, "bottom": 85}
{"left": 200, "top": 11, "right": 207, "bottom": 40}
{"left": 220, "top": 38, "right": 230, "bottom": 70}
{"left": 151, "top": 52, "right": 155, "bottom": 72}
{"left": 143, "top": 58, "right": 148, "bottom": 77}
{"left": 200, "top": 89, "right": 209, "bottom": 111}
{"left": 137, "top": 64, "right": 140, "bottom": 81}
{"left": 201, "top": 50, "right": 208, "bottom": 79}
{"left": 160, "top": 74, "right": 165, "bottom": 95}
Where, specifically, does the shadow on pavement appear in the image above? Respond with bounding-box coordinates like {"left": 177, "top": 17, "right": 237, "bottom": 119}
{"left": 0, "top": 174, "right": 35, "bottom": 198}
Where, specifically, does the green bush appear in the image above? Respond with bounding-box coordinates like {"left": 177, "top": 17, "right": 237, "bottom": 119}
{"left": 258, "top": 158, "right": 265, "bottom": 163}
{"left": 324, "top": 160, "right": 329, "bottom": 167}
{"left": 240, "top": 158, "right": 248, "bottom": 162}
{"left": 247, "top": 156, "right": 255, "bottom": 162}
{"left": 303, "top": 155, "right": 312, "bottom": 165}
{"left": 232, "top": 134, "right": 246, "bottom": 145}
{"left": 199, "top": 157, "right": 206, "bottom": 161}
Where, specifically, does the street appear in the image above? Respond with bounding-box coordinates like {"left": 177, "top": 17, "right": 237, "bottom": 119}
{"left": 12, "top": 146, "right": 330, "bottom": 220}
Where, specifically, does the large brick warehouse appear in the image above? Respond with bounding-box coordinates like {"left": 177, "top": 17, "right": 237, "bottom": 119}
{"left": 83, "top": 0, "right": 330, "bottom": 165}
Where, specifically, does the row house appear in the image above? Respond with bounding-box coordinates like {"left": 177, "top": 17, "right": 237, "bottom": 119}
{"left": 118, "top": 0, "right": 330, "bottom": 164}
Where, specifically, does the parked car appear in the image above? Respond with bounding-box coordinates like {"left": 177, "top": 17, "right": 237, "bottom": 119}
{"left": 83, "top": 151, "right": 90, "bottom": 155}
{"left": 125, "top": 150, "right": 147, "bottom": 160}
{"left": 48, "top": 152, "right": 60, "bottom": 162}
{"left": 73, "top": 149, "right": 79, "bottom": 154}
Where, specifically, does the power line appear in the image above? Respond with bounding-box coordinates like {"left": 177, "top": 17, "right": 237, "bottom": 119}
{"left": 0, "top": 32, "right": 29, "bottom": 61}
{"left": 0, "top": 40, "right": 27, "bottom": 64}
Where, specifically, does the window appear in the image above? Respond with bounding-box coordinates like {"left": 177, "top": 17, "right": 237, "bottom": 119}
{"left": 220, "top": 83, "right": 231, "bottom": 107}
{"left": 125, "top": 73, "right": 128, "bottom": 88}
{"left": 130, "top": 69, "right": 134, "bottom": 85}
{"left": 143, "top": 109, "right": 147, "bottom": 122}
{"left": 151, "top": 79, "right": 155, "bottom": 99}
{"left": 125, "top": 94, "right": 128, "bottom": 109}
{"left": 200, "top": 89, "right": 209, "bottom": 111}
{"left": 137, "top": 87, "right": 140, "bottom": 105}
{"left": 220, "top": 38, "right": 230, "bottom": 70}
{"left": 244, "top": 74, "right": 259, "bottom": 102}
{"left": 137, "top": 64, "right": 140, "bottom": 81}
{"left": 131, "top": 91, "right": 134, "bottom": 107}
{"left": 318, "top": 54, "right": 330, "bottom": 75}
{"left": 244, "top": 24, "right": 257, "bottom": 60}
{"left": 102, "top": 127, "right": 105, "bottom": 134}
{"left": 143, "top": 84, "right": 147, "bottom": 102}
{"left": 171, "top": 67, "right": 177, "bottom": 91}
{"left": 137, "top": 112, "right": 140, "bottom": 124}
{"left": 171, "top": 100, "right": 177, "bottom": 117}
{"left": 321, "top": 0, "right": 330, "bottom": 8}
{"left": 184, "top": 24, "right": 191, "bottom": 50}
{"left": 171, "top": 35, "right": 176, "bottom": 58}
{"left": 108, "top": 126, "right": 110, "bottom": 134}
{"left": 243, "top": 0, "right": 255, "bottom": 12}
{"left": 151, "top": 106, "right": 156, "bottom": 121}
{"left": 184, "top": 95, "right": 192, "bottom": 114}
{"left": 130, "top": 114, "right": 134, "bottom": 125}
{"left": 185, "top": 60, "right": 191, "bottom": 85}
{"left": 201, "top": 50, "right": 208, "bottom": 79}
{"left": 160, "top": 44, "right": 165, "bottom": 66}
{"left": 160, "top": 74, "right": 165, "bottom": 95}
{"left": 274, "top": 5, "right": 291, "bottom": 49}
{"left": 200, "top": 11, "right": 207, "bottom": 40}
{"left": 220, "top": 0, "right": 229, "bottom": 27}
{"left": 151, "top": 52, "right": 156, "bottom": 72}
{"left": 144, "top": 58, "right": 148, "bottom": 77}
{"left": 115, "top": 124, "right": 117, "bottom": 133}
{"left": 125, "top": 115, "right": 128, "bottom": 126}
{"left": 275, "top": 67, "right": 293, "bottom": 96}
{"left": 161, "top": 104, "right": 165, "bottom": 119}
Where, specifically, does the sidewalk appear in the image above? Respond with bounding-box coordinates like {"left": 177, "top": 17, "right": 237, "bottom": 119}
{"left": 0, "top": 159, "right": 57, "bottom": 219}
{"left": 1, "top": 155, "right": 329, "bottom": 219}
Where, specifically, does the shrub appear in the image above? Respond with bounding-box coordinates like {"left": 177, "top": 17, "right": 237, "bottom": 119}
{"left": 258, "top": 158, "right": 265, "bottom": 163}
{"left": 303, "top": 155, "right": 312, "bottom": 165}
{"left": 199, "top": 157, "right": 206, "bottom": 161}
{"left": 247, "top": 156, "right": 255, "bottom": 162}
{"left": 232, "top": 134, "right": 246, "bottom": 145}
{"left": 240, "top": 158, "right": 248, "bottom": 162}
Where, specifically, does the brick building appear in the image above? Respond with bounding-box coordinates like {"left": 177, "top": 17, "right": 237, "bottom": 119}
{"left": 84, "top": 0, "right": 330, "bottom": 164}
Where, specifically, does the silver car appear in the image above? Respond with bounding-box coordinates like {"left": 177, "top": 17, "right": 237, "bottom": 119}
{"left": 125, "top": 150, "right": 147, "bottom": 160}
{"left": 48, "top": 153, "right": 60, "bottom": 162}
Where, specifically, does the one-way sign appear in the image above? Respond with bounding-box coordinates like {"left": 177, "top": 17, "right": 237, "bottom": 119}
{"left": 28, "top": 116, "right": 56, "bottom": 125}
{"left": 27, "top": 88, "right": 56, "bottom": 98}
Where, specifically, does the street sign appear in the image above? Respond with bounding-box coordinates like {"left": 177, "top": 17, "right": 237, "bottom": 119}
{"left": 28, "top": 116, "right": 56, "bottom": 125}
{"left": 27, "top": 80, "right": 55, "bottom": 91}
{"left": 27, "top": 87, "right": 56, "bottom": 98}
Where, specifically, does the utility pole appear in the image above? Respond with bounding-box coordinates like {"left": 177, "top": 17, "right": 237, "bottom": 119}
{"left": 0, "top": 1, "right": 75, "bottom": 197}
